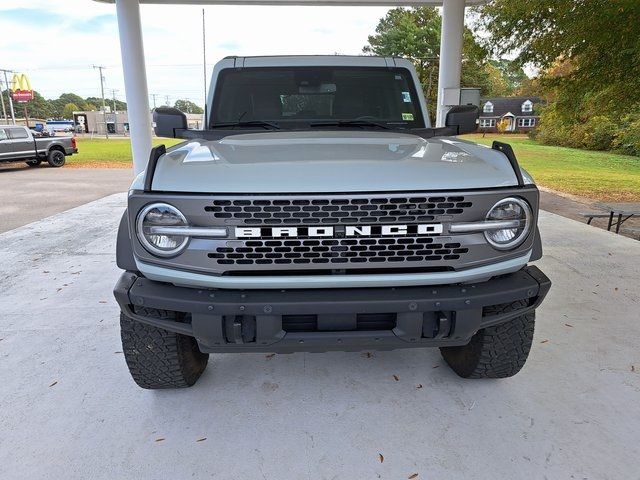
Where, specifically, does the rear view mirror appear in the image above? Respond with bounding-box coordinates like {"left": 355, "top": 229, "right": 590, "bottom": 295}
{"left": 153, "top": 107, "right": 188, "bottom": 138}
{"left": 445, "top": 105, "right": 479, "bottom": 135}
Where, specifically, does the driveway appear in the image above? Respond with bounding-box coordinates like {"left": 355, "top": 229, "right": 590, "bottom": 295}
{"left": 0, "top": 164, "right": 132, "bottom": 233}
{"left": 0, "top": 193, "right": 638, "bottom": 479}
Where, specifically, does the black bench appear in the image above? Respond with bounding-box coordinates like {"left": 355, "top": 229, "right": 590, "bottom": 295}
{"left": 579, "top": 212, "right": 611, "bottom": 225}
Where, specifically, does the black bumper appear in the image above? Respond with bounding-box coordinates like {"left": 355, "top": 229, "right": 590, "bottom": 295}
{"left": 114, "top": 266, "right": 551, "bottom": 353}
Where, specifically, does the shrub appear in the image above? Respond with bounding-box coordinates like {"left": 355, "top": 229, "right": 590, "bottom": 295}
{"left": 574, "top": 116, "right": 618, "bottom": 151}
{"left": 613, "top": 113, "right": 640, "bottom": 156}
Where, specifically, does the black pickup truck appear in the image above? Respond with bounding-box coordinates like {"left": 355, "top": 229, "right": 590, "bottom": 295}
{"left": 0, "top": 125, "right": 78, "bottom": 168}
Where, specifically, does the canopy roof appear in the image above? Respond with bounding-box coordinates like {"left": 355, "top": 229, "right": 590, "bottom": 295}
{"left": 95, "top": 0, "right": 486, "bottom": 5}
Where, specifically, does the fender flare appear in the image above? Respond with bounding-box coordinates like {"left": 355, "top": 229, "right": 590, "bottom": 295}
{"left": 116, "top": 209, "right": 138, "bottom": 272}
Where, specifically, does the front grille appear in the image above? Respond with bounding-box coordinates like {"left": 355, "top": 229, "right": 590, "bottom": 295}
{"left": 204, "top": 195, "right": 473, "bottom": 225}
{"left": 208, "top": 237, "right": 469, "bottom": 266}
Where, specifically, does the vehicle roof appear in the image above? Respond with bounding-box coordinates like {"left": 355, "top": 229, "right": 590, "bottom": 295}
{"left": 216, "top": 55, "right": 415, "bottom": 69}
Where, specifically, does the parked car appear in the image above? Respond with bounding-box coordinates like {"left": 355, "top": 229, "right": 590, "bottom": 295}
{"left": 0, "top": 125, "right": 77, "bottom": 167}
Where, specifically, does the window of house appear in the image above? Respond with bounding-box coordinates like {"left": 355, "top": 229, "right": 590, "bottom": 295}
{"left": 517, "top": 118, "right": 535, "bottom": 127}
{"left": 483, "top": 101, "right": 494, "bottom": 113}
{"left": 480, "top": 118, "right": 496, "bottom": 128}
{"left": 0, "top": 129, "right": 7, "bottom": 141}
{"left": 522, "top": 100, "right": 533, "bottom": 113}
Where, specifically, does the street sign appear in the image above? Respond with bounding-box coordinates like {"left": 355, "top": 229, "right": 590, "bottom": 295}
{"left": 10, "top": 73, "right": 34, "bottom": 103}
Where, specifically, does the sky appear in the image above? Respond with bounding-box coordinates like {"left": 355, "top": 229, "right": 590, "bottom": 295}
{"left": 0, "top": 0, "right": 399, "bottom": 107}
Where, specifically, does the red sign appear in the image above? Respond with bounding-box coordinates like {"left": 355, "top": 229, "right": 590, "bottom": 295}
{"left": 12, "top": 90, "right": 34, "bottom": 102}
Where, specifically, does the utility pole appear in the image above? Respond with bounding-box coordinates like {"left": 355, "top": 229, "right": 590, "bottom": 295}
{"left": 165, "top": 95, "right": 170, "bottom": 107}
{"left": 111, "top": 89, "right": 118, "bottom": 113}
{"left": 92, "top": 65, "right": 109, "bottom": 138}
{"left": 202, "top": 8, "right": 207, "bottom": 128}
{"left": 0, "top": 68, "right": 16, "bottom": 124}
{"left": 149, "top": 93, "right": 159, "bottom": 109}
{"left": 0, "top": 76, "right": 7, "bottom": 123}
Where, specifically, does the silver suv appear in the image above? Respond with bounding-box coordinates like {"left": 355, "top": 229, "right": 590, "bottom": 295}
{"left": 114, "top": 56, "right": 550, "bottom": 389}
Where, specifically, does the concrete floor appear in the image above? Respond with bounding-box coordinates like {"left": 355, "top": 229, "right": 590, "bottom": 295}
{"left": 1, "top": 193, "right": 639, "bottom": 480}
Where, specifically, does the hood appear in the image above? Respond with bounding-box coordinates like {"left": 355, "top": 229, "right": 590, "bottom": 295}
{"left": 150, "top": 131, "right": 523, "bottom": 193}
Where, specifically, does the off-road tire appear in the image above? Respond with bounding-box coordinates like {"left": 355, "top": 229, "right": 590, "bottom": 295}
{"left": 440, "top": 300, "right": 535, "bottom": 379}
{"left": 47, "top": 149, "right": 65, "bottom": 167}
{"left": 26, "top": 159, "right": 42, "bottom": 167}
{"left": 120, "top": 308, "right": 209, "bottom": 389}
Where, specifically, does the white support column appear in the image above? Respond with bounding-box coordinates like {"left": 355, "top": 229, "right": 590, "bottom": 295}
{"left": 115, "top": 0, "right": 153, "bottom": 175}
{"left": 435, "top": 0, "right": 465, "bottom": 127}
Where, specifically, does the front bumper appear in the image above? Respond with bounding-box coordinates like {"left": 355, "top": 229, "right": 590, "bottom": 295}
{"left": 114, "top": 266, "right": 551, "bottom": 353}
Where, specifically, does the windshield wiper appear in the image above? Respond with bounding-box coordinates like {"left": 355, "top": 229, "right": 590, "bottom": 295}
{"left": 210, "top": 120, "right": 281, "bottom": 130}
{"left": 309, "top": 120, "right": 394, "bottom": 130}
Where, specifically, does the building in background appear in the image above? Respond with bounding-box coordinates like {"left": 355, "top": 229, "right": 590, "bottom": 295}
{"left": 478, "top": 96, "right": 542, "bottom": 133}
{"left": 73, "top": 109, "right": 203, "bottom": 135}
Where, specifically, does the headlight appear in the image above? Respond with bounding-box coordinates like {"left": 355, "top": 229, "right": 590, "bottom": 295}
{"left": 484, "top": 197, "right": 532, "bottom": 250}
{"left": 136, "top": 203, "right": 189, "bottom": 257}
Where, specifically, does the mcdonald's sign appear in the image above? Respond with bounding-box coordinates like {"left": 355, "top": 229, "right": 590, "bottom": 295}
{"left": 11, "top": 73, "right": 34, "bottom": 102}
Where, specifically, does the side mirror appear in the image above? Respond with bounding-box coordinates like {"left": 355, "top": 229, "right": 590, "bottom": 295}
{"left": 153, "top": 107, "right": 187, "bottom": 138}
{"left": 445, "top": 105, "right": 479, "bottom": 135}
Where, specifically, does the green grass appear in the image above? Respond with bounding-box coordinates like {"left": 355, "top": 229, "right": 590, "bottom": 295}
{"left": 68, "top": 134, "right": 640, "bottom": 202}
{"left": 463, "top": 134, "right": 640, "bottom": 202}
{"left": 67, "top": 137, "right": 182, "bottom": 168}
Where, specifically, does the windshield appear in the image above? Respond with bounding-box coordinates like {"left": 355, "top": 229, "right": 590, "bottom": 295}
{"left": 211, "top": 66, "right": 426, "bottom": 129}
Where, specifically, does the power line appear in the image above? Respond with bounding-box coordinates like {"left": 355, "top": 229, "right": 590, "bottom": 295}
{"left": 92, "top": 65, "right": 109, "bottom": 139}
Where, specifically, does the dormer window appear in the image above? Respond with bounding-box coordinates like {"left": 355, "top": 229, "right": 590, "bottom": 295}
{"left": 522, "top": 100, "right": 533, "bottom": 113}
{"left": 483, "top": 101, "right": 494, "bottom": 114}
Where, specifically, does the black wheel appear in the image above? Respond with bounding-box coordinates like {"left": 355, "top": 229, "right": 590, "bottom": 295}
{"left": 440, "top": 300, "right": 535, "bottom": 379}
{"left": 47, "top": 149, "right": 65, "bottom": 167}
{"left": 120, "top": 308, "right": 209, "bottom": 389}
{"left": 26, "top": 159, "right": 42, "bottom": 167}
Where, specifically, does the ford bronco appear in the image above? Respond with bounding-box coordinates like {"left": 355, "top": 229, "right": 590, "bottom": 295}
{"left": 114, "top": 55, "right": 551, "bottom": 389}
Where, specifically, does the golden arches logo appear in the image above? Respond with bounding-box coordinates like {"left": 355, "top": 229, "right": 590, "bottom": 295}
{"left": 11, "top": 73, "right": 31, "bottom": 92}
{"left": 10, "top": 73, "right": 34, "bottom": 102}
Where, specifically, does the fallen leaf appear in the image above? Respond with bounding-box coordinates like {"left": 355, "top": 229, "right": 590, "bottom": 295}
{"left": 43, "top": 271, "right": 50, "bottom": 274}
{"left": 99, "top": 301, "right": 107, "bottom": 304}
{"left": 540, "top": 339, "right": 549, "bottom": 344}
{"left": 378, "top": 453, "right": 384, "bottom": 463}
{"left": 416, "top": 384, "right": 423, "bottom": 389}
{"left": 155, "top": 438, "right": 165, "bottom": 443}
{"left": 432, "top": 365, "right": 440, "bottom": 369}
{"left": 392, "top": 375, "right": 399, "bottom": 381}
{"left": 364, "top": 352, "right": 373, "bottom": 358}
{"left": 56, "top": 288, "right": 62, "bottom": 292}
{"left": 114, "top": 351, "right": 122, "bottom": 354}
{"left": 564, "top": 323, "right": 574, "bottom": 328}
{"left": 632, "top": 365, "right": 636, "bottom": 372}
{"left": 196, "top": 437, "right": 207, "bottom": 442}
{"left": 49, "top": 381, "right": 57, "bottom": 387}
{"left": 408, "top": 474, "right": 419, "bottom": 479}
{"left": 265, "top": 353, "right": 275, "bottom": 359}
{"left": 614, "top": 287, "right": 619, "bottom": 291}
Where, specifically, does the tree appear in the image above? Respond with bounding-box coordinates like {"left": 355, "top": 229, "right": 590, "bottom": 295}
{"left": 174, "top": 99, "right": 204, "bottom": 114}
{"left": 479, "top": 0, "right": 640, "bottom": 116}
{"left": 62, "top": 103, "right": 79, "bottom": 119}
{"left": 363, "top": 7, "right": 498, "bottom": 122}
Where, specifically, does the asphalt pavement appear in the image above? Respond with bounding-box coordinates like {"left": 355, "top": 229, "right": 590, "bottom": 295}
{"left": 0, "top": 163, "right": 132, "bottom": 233}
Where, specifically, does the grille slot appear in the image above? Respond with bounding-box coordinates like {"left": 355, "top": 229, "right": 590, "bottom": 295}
{"left": 204, "top": 195, "right": 472, "bottom": 225}
{"left": 208, "top": 237, "right": 469, "bottom": 265}
{"left": 282, "top": 313, "right": 397, "bottom": 332}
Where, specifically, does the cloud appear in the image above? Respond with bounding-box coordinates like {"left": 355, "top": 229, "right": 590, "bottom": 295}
{"left": 0, "top": 1, "right": 392, "bottom": 106}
